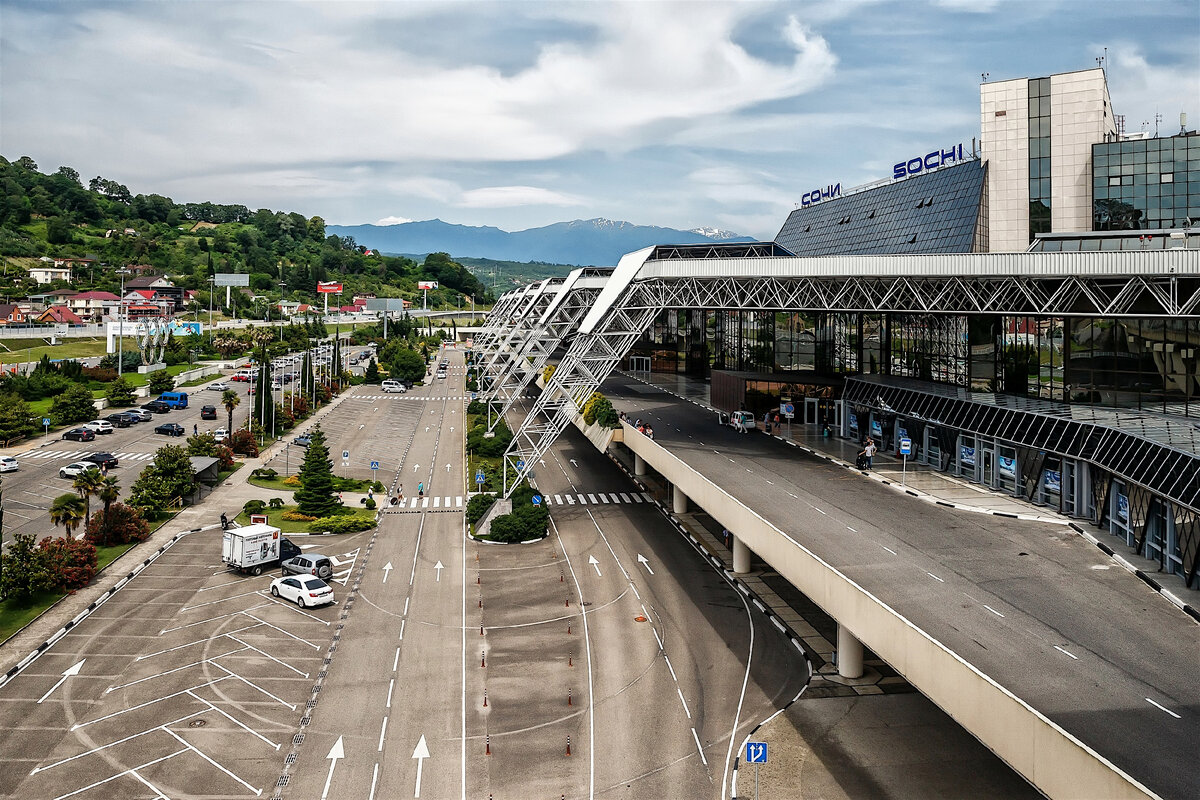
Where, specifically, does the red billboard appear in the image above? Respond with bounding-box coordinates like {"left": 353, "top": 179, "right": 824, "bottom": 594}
{"left": 317, "top": 282, "right": 343, "bottom": 294}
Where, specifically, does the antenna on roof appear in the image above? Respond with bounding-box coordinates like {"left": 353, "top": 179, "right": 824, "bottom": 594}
{"left": 981, "top": 72, "right": 989, "bottom": 83}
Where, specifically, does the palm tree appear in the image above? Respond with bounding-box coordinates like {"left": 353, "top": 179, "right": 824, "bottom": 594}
{"left": 98, "top": 476, "right": 121, "bottom": 538}
{"left": 49, "top": 493, "right": 87, "bottom": 540}
{"left": 72, "top": 467, "right": 104, "bottom": 529}
{"left": 222, "top": 389, "right": 240, "bottom": 434}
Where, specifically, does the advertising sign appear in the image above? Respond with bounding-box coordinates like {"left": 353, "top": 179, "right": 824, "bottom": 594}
{"left": 213, "top": 273, "right": 250, "bottom": 287}
{"left": 848, "top": 412, "right": 858, "bottom": 432}
{"left": 870, "top": 420, "right": 883, "bottom": 439}
{"left": 893, "top": 143, "right": 965, "bottom": 179}
{"left": 317, "top": 282, "right": 343, "bottom": 294}
{"left": 1117, "top": 493, "right": 1129, "bottom": 522}
{"left": 168, "top": 321, "right": 201, "bottom": 337}
{"left": 417, "top": 280, "right": 439, "bottom": 290}
{"left": 998, "top": 457, "right": 1016, "bottom": 478}
{"left": 960, "top": 446, "right": 976, "bottom": 468}
{"left": 250, "top": 514, "right": 269, "bottom": 525}
{"left": 1043, "top": 470, "right": 1062, "bottom": 494}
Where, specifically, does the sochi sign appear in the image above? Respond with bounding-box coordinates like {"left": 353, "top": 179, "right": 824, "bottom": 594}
{"left": 801, "top": 183, "right": 841, "bottom": 208}
{"left": 893, "top": 143, "right": 964, "bottom": 180}
{"left": 317, "top": 282, "right": 343, "bottom": 294}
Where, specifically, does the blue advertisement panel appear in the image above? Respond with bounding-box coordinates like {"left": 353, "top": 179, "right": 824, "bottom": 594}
{"left": 1117, "top": 493, "right": 1129, "bottom": 522}
{"left": 960, "top": 446, "right": 976, "bottom": 467}
{"left": 870, "top": 419, "right": 882, "bottom": 439}
{"left": 169, "top": 321, "right": 202, "bottom": 336}
{"left": 897, "top": 426, "right": 908, "bottom": 440}
{"left": 998, "top": 457, "right": 1016, "bottom": 478}
{"left": 848, "top": 413, "right": 858, "bottom": 432}
{"left": 1043, "top": 470, "right": 1061, "bottom": 493}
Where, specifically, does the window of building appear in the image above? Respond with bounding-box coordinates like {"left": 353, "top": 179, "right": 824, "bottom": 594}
{"left": 1162, "top": 172, "right": 1174, "bottom": 183}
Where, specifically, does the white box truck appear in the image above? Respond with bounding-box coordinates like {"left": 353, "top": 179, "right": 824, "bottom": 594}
{"left": 222, "top": 523, "right": 299, "bottom": 575}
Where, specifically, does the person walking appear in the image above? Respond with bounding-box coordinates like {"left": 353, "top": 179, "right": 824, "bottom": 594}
{"left": 418, "top": 481, "right": 424, "bottom": 497}
{"left": 858, "top": 437, "right": 877, "bottom": 470}
{"left": 193, "top": 424, "right": 198, "bottom": 436}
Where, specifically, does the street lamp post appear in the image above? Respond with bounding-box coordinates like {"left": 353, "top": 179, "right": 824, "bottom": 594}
{"left": 208, "top": 276, "right": 215, "bottom": 343}
{"left": 116, "top": 268, "right": 131, "bottom": 379}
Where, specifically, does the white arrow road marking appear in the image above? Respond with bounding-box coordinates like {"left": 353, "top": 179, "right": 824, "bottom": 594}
{"left": 382, "top": 562, "right": 393, "bottom": 584}
{"left": 540, "top": 459, "right": 546, "bottom": 466}
{"left": 637, "top": 554, "right": 655, "bottom": 575}
{"left": 588, "top": 555, "right": 602, "bottom": 577}
{"left": 37, "top": 659, "right": 84, "bottom": 704}
{"left": 321, "top": 736, "right": 344, "bottom": 800}
{"left": 569, "top": 458, "right": 578, "bottom": 467}
{"left": 412, "top": 734, "right": 430, "bottom": 797}
{"left": 434, "top": 561, "right": 444, "bottom": 582}
{"left": 445, "top": 464, "right": 451, "bottom": 473}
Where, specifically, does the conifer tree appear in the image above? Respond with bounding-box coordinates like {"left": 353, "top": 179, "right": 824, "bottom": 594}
{"left": 294, "top": 427, "right": 340, "bottom": 517}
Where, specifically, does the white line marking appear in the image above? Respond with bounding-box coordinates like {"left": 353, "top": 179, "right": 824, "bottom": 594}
{"left": 677, "top": 687, "right": 692, "bottom": 719}
{"left": 378, "top": 715, "right": 389, "bottom": 751}
{"left": 387, "top": 678, "right": 395, "bottom": 708}
{"left": 400, "top": 619, "right": 406, "bottom": 640}
{"left": 880, "top": 545, "right": 896, "bottom": 555}
{"left": 691, "top": 727, "right": 708, "bottom": 766}
{"left": 1145, "top": 698, "right": 1181, "bottom": 718}
{"left": 983, "top": 605, "right": 1005, "bottom": 618}
{"left": 394, "top": 646, "right": 401, "bottom": 671}
{"left": 927, "top": 572, "right": 944, "bottom": 583}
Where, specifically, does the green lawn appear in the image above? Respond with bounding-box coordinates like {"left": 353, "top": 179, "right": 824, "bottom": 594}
{"left": 233, "top": 504, "right": 376, "bottom": 533}
{"left": 247, "top": 475, "right": 298, "bottom": 493}
{"left": 0, "top": 541, "right": 136, "bottom": 644}
{"left": 0, "top": 337, "right": 140, "bottom": 364}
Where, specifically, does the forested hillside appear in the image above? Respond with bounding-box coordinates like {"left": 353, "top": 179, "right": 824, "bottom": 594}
{"left": 0, "top": 155, "right": 494, "bottom": 313}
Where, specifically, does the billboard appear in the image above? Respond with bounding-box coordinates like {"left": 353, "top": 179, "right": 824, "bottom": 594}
{"left": 168, "top": 321, "right": 202, "bottom": 337}
{"left": 418, "top": 280, "right": 439, "bottom": 290}
{"left": 317, "top": 282, "right": 343, "bottom": 294}
{"left": 214, "top": 273, "right": 250, "bottom": 287}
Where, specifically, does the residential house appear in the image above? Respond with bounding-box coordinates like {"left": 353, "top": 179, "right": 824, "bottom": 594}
{"left": 125, "top": 275, "right": 182, "bottom": 312}
{"left": 29, "top": 262, "right": 72, "bottom": 285}
{"left": 36, "top": 305, "right": 83, "bottom": 324}
{"left": 67, "top": 290, "right": 122, "bottom": 320}
{"left": 125, "top": 303, "right": 166, "bottom": 320}
{"left": 0, "top": 304, "right": 29, "bottom": 325}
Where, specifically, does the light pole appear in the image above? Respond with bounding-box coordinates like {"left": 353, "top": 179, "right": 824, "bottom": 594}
{"left": 116, "top": 268, "right": 131, "bottom": 378}
{"left": 278, "top": 282, "right": 287, "bottom": 341}
{"left": 208, "top": 276, "right": 215, "bottom": 343}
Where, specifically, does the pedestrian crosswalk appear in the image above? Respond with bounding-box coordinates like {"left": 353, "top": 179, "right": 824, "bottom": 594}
{"left": 18, "top": 449, "right": 156, "bottom": 463}
{"left": 385, "top": 492, "right": 653, "bottom": 510}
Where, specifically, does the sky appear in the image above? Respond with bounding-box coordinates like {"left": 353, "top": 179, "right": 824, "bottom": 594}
{"left": 2, "top": 1, "right": 1197, "bottom": 240}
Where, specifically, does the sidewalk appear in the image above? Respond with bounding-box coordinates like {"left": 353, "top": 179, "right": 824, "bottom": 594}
{"left": 0, "top": 389, "right": 357, "bottom": 684}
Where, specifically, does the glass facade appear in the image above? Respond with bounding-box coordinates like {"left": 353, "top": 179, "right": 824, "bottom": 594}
{"left": 1028, "top": 76, "right": 1052, "bottom": 241}
{"left": 1092, "top": 132, "right": 1200, "bottom": 231}
{"left": 633, "top": 309, "right": 1200, "bottom": 418}
{"left": 775, "top": 160, "right": 986, "bottom": 256}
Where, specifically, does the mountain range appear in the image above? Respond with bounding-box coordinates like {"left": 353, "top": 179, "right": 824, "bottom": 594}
{"left": 326, "top": 218, "right": 755, "bottom": 267}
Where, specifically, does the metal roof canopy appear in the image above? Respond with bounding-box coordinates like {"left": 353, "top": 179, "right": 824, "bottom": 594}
{"left": 501, "top": 246, "right": 1200, "bottom": 497}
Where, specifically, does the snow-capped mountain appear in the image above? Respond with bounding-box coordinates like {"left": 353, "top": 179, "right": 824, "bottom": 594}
{"left": 326, "top": 217, "right": 755, "bottom": 267}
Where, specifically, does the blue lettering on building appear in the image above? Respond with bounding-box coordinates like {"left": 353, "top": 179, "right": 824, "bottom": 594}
{"left": 893, "top": 143, "right": 964, "bottom": 179}
{"left": 801, "top": 183, "right": 842, "bottom": 207}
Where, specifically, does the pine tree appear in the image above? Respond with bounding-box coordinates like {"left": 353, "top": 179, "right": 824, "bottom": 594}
{"left": 299, "top": 351, "right": 313, "bottom": 402}
{"left": 252, "top": 363, "right": 274, "bottom": 433}
{"left": 294, "top": 427, "right": 340, "bottom": 517}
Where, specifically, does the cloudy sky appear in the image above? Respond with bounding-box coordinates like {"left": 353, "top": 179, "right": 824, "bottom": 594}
{"left": 2, "top": 0, "right": 1196, "bottom": 239}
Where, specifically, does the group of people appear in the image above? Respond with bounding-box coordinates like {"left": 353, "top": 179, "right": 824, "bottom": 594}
{"left": 618, "top": 411, "right": 653, "bottom": 438}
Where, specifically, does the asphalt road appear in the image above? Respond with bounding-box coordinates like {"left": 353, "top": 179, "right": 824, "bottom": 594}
{"left": 603, "top": 373, "right": 1200, "bottom": 800}
{"left": 0, "top": 351, "right": 808, "bottom": 799}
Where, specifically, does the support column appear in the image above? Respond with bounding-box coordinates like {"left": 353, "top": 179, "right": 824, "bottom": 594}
{"left": 732, "top": 535, "right": 751, "bottom": 574}
{"left": 672, "top": 485, "right": 688, "bottom": 514}
{"left": 837, "top": 623, "right": 864, "bottom": 678}
{"left": 634, "top": 453, "right": 646, "bottom": 476}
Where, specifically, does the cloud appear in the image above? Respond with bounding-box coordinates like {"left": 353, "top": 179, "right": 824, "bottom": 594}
{"left": 1104, "top": 42, "right": 1199, "bottom": 133}
{"left": 375, "top": 215, "right": 413, "bottom": 226}
{"left": 459, "top": 186, "right": 587, "bottom": 209}
{"left": 932, "top": 0, "right": 1001, "bottom": 12}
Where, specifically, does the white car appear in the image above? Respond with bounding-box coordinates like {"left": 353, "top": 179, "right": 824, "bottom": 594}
{"left": 212, "top": 428, "right": 229, "bottom": 443}
{"left": 381, "top": 380, "right": 406, "bottom": 393}
{"left": 83, "top": 419, "right": 115, "bottom": 435}
{"left": 209, "top": 381, "right": 230, "bottom": 391}
{"left": 0, "top": 456, "right": 18, "bottom": 473}
{"left": 59, "top": 461, "right": 100, "bottom": 479}
{"left": 270, "top": 575, "right": 334, "bottom": 607}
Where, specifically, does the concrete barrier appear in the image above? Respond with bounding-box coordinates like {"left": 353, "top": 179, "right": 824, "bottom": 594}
{"left": 622, "top": 427, "right": 1156, "bottom": 800}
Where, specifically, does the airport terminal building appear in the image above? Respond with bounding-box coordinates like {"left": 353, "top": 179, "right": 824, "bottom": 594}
{"left": 498, "top": 67, "right": 1200, "bottom": 587}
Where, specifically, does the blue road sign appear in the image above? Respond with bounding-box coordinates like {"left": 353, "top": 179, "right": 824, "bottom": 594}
{"left": 745, "top": 742, "right": 768, "bottom": 763}
{"left": 532, "top": 495, "right": 542, "bottom": 505}
{"left": 899, "top": 437, "right": 912, "bottom": 456}
{"left": 515, "top": 460, "right": 525, "bottom": 470}
{"left": 475, "top": 471, "right": 485, "bottom": 484}
{"left": 370, "top": 461, "right": 380, "bottom": 470}
{"left": 42, "top": 418, "right": 50, "bottom": 426}
{"left": 781, "top": 403, "right": 794, "bottom": 416}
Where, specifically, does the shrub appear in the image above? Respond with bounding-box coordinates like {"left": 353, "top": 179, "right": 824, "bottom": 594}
{"left": 82, "top": 366, "right": 118, "bottom": 383}
{"left": 251, "top": 467, "right": 278, "bottom": 479}
{"left": 268, "top": 497, "right": 285, "bottom": 509}
{"left": 467, "top": 493, "right": 497, "bottom": 524}
{"left": 84, "top": 503, "right": 151, "bottom": 546}
{"left": 542, "top": 364, "right": 556, "bottom": 382}
{"left": 243, "top": 499, "right": 267, "bottom": 515}
{"left": 281, "top": 510, "right": 317, "bottom": 522}
{"left": 307, "top": 515, "right": 374, "bottom": 534}
{"left": 0, "top": 532, "right": 53, "bottom": 604}
{"left": 363, "top": 498, "right": 377, "bottom": 510}
{"left": 283, "top": 475, "right": 301, "bottom": 486}
{"left": 148, "top": 371, "right": 175, "bottom": 393}
{"left": 38, "top": 536, "right": 97, "bottom": 593}
{"left": 104, "top": 377, "right": 137, "bottom": 407}
{"left": 230, "top": 429, "right": 259, "bottom": 457}
{"left": 372, "top": 480, "right": 386, "bottom": 493}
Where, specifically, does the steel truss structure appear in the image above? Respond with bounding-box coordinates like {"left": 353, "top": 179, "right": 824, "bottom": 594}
{"left": 495, "top": 245, "right": 1200, "bottom": 496}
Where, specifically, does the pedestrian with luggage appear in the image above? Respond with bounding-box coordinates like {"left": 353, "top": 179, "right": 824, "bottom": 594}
{"left": 857, "top": 437, "right": 877, "bottom": 470}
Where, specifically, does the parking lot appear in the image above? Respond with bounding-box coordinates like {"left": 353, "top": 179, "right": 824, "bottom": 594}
{"left": 0, "top": 526, "right": 370, "bottom": 799}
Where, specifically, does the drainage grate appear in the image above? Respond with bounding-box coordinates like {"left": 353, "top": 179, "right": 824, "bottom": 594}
{"left": 188, "top": 719, "right": 207, "bottom": 728}
{"left": 285, "top": 753, "right": 297, "bottom": 765}
{"left": 276, "top": 776, "right": 290, "bottom": 787}
{"left": 293, "top": 733, "right": 305, "bottom": 745}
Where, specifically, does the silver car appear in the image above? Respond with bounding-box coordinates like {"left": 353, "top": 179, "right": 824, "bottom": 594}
{"left": 281, "top": 554, "right": 334, "bottom": 580}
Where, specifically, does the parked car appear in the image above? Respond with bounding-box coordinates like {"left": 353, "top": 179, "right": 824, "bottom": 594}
{"left": 381, "top": 379, "right": 405, "bottom": 393}
{"left": 157, "top": 391, "right": 189, "bottom": 409}
{"left": 83, "top": 419, "right": 115, "bottom": 435}
{"left": 128, "top": 408, "right": 153, "bottom": 422}
{"left": 200, "top": 405, "right": 218, "bottom": 420}
{"left": 293, "top": 434, "right": 312, "bottom": 448}
{"left": 270, "top": 575, "right": 334, "bottom": 608}
{"left": 105, "top": 412, "right": 135, "bottom": 427}
{"left": 141, "top": 400, "right": 170, "bottom": 414}
{"left": 281, "top": 553, "right": 334, "bottom": 580}
{"left": 213, "top": 427, "right": 229, "bottom": 443}
{"left": 154, "top": 423, "right": 186, "bottom": 437}
{"left": 85, "top": 452, "right": 119, "bottom": 469}
{"left": 0, "top": 456, "right": 18, "bottom": 473}
{"left": 62, "top": 428, "right": 96, "bottom": 442}
{"left": 60, "top": 461, "right": 99, "bottom": 478}
{"left": 208, "top": 381, "right": 230, "bottom": 391}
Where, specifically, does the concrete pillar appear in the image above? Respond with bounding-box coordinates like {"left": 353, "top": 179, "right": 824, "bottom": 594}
{"left": 837, "top": 623, "right": 864, "bottom": 679}
{"left": 634, "top": 453, "right": 646, "bottom": 476}
{"left": 732, "top": 535, "right": 751, "bottom": 574}
{"left": 672, "top": 485, "right": 688, "bottom": 514}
